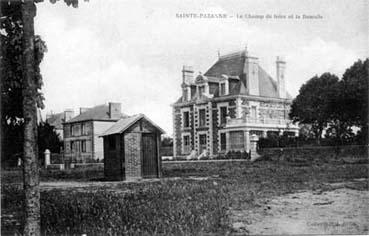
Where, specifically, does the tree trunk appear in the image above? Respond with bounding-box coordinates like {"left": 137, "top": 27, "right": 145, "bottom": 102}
{"left": 21, "top": 1, "right": 40, "bottom": 235}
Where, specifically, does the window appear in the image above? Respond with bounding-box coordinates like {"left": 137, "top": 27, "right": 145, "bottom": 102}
{"left": 251, "top": 106, "right": 257, "bottom": 121}
{"left": 199, "top": 109, "right": 206, "bottom": 127}
{"left": 81, "top": 123, "right": 86, "bottom": 135}
{"left": 229, "top": 131, "right": 244, "bottom": 150}
{"left": 70, "top": 141, "right": 74, "bottom": 152}
{"left": 81, "top": 140, "right": 86, "bottom": 153}
{"left": 70, "top": 125, "right": 73, "bottom": 137}
{"left": 183, "top": 111, "right": 190, "bottom": 128}
{"left": 198, "top": 86, "right": 205, "bottom": 97}
{"left": 220, "top": 106, "right": 227, "bottom": 125}
{"left": 183, "top": 88, "right": 188, "bottom": 101}
{"left": 108, "top": 136, "right": 116, "bottom": 149}
{"left": 220, "top": 133, "right": 226, "bottom": 151}
{"left": 199, "top": 134, "right": 207, "bottom": 145}
{"left": 220, "top": 83, "right": 226, "bottom": 96}
{"left": 183, "top": 135, "right": 191, "bottom": 154}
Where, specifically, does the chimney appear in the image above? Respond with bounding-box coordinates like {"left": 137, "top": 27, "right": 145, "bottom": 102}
{"left": 64, "top": 109, "right": 74, "bottom": 122}
{"left": 182, "top": 65, "right": 194, "bottom": 85}
{"left": 182, "top": 66, "right": 194, "bottom": 102}
{"left": 276, "top": 56, "right": 286, "bottom": 98}
{"left": 244, "top": 51, "right": 259, "bottom": 96}
{"left": 109, "top": 102, "right": 121, "bottom": 119}
{"left": 79, "top": 107, "right": 90, "bottom": 114}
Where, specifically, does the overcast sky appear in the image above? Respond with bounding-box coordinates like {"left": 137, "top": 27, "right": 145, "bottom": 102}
{"left": 34, "top": 0, "right": 368, "bottom": 135}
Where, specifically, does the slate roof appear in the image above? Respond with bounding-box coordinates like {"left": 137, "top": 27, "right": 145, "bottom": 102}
{"left": 100, "top": 114, "right": 165, "bottom": 137}
{"left": 204, "top": 52, "right": 246, "bottom": 77}
{"left": 46, "top": 112, "right": 64, "bottom": 129}
{"left": 196, "top": 50, "right": 291, "bottom": 99}
{"left": 65, "top": 104, "right": 126, "bottom": 123}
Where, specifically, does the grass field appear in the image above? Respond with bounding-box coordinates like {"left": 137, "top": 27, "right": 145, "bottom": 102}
{"left": 2, "top": 159, "right": 368, "bottom": 234}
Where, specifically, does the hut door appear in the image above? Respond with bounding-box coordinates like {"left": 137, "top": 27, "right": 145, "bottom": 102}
{"left": 142, "top": 133, "right": 158, "bottom": 178}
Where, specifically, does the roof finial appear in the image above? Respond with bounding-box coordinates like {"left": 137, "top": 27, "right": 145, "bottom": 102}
{"left": 217, "top": 49, "right": 220, "bottom": 58}
{"left": 245, "top": 43, "right": 248, "bottom": 56}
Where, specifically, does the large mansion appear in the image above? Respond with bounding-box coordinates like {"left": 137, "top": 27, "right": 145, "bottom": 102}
{"left": 172, "top": 48, "right": 299, "bottom": 158}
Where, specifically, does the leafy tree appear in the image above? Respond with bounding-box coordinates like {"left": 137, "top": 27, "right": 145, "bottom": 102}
{"left": 340, "top": 59, "right": 369, "bottom": 144}
{"left": 1, "top": 0, "right": 82, "bottom": 235}
{"left": 161, "top": 135, "right": 173, "bottom": 147}
{"left": 1, "top": 2, "right": 46, "bottom": 166}
{"left": 289, "top": 73, "right": 339, "bottom": 144}
{"left": 38, "top": 122, "right": 63, "bottom": 163}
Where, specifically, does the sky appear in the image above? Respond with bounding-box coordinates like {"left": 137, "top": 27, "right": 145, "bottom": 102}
{"left": 34, "top": 0, "right": 368, "bottom": 135}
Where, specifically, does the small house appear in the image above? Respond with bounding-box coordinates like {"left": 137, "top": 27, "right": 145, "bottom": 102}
{"left": 101, "top": 114, "right": 164, "bottom": 181}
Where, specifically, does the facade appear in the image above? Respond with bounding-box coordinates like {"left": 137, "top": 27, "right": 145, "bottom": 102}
{"left": 172, "top": 48, "right": 299, "bottom": 158}
{"left": 63, "top": 102, "right": 126, "bottom": 163}
{"left": 101, "top": 114, "right": 164, "bottom": 181}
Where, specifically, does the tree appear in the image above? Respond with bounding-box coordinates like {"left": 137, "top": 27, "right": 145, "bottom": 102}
{"left": 1, "top": 2, "right": 46, "bottom": 167}
{"left": 1, "top": 0, "right": 81, "bottom": 235}
{"left": 38, "top": 122, "right": 62, "bottom": 162}
{"left": 340, "top": 59, "right": 369, "bottom": 144}
{"left": 289, "top": 73, "right": 339, "bottom": 144}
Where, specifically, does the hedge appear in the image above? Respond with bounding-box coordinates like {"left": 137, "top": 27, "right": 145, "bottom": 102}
{"left": 39, "top": 180, "right": 231, "bottom": 235}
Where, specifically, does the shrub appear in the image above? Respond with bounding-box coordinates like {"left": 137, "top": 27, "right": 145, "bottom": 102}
{"left": 40, "top": 180, "right": 231, "bottom": 235}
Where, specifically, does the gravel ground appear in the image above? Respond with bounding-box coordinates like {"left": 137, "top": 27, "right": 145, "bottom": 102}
{"left": 232, "top": 179, "right": 369, "bottom": 235}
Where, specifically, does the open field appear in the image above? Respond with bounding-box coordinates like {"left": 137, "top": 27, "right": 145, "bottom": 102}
{"left": 2, "top": 159, "right": 368, "bottom": 235}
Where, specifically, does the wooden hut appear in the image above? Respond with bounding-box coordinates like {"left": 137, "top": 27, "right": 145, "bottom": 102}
{"left": 101, "top": 114, "right": 164, "bottom": 181}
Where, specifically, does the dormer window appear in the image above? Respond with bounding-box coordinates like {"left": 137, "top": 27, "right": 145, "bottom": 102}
{"left": 220, "top": 83, "right": 226, "bottom": 96}
{"left": 183, "top": 88, "right": 188, "bottom": 101}
{"left": 219, "top": 80, "right": 228, "bottom": 96}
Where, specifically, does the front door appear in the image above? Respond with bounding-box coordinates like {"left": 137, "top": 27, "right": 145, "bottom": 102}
{"left": 142, "top": 133, "right": 158, "bottom": 178}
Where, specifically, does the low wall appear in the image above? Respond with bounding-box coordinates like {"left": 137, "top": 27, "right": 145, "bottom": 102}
{"left": 259, "top": 145, "right": 368, "bottom": 163}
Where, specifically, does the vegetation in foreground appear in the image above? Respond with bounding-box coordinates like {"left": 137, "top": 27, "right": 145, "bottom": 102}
{"left": 2, "top": 160, "right": 368, "bottom": 235}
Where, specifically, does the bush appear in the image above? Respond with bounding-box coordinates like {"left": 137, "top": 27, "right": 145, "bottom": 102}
{"left": 40, "top": 180, "right": 231, "bottom": 235}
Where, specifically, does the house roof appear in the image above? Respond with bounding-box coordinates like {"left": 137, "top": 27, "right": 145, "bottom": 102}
{"left": 203, "top": 50, "right": 292, "bottom": 99}
{"left": 65, "top": 104, "right": 126, "bottom": 123}
{"left": 204, "top": 51, "right": 246, "bottom": 77}
{"left": 46, "top": 112, "right": 64, "bottom": 129}
{"left": 100, "top": 114, "right": 165, "bottom": 137}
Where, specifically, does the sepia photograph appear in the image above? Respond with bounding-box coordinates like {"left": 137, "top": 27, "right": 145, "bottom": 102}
{"left": 1, "top": 0, "right": 368, "bottom": 235}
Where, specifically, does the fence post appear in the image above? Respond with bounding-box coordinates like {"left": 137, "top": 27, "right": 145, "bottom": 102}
{"left": 44, "top": 149, "right": 50, "bottom": 167}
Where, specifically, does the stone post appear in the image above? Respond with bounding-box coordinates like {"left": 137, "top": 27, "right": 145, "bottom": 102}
{"left": 44, "top": 149, "right": 50, "bottom": 167}
{"left": 250, "top": 134, "right": 261, "bottom": 162}
{"left": 262, "top": 130, "right": 267, "bottom": 138}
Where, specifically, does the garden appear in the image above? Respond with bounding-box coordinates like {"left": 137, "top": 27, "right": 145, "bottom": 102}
{"left": 2, "top": 157, "right": 368, "bottom": 235}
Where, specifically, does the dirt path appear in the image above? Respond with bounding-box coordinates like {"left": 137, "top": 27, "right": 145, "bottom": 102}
{"left": 232, "top": 181, "right": 369, "bottom": 235}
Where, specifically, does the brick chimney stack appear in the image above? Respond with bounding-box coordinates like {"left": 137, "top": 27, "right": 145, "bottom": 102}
{"left": 182, "top": 66, "right": 194, "bottom": 102}
{"left": 276, "top": 56, "right": 286, "bottom": 98}
{"left": 182, "top": 65, "right": 194, "bottom": 85}
{"left": 109, "top": 102, "right": 121, "bottom": 119}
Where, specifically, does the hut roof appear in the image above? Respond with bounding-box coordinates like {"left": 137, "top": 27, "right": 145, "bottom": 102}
{"left": 100, "top": 114, "right": 165, "bottom": 137}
